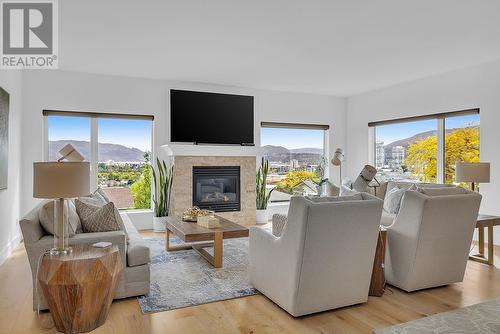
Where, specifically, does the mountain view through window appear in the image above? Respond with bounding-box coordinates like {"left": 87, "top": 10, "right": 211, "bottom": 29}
{"left": 48, "top": 116, "right": 152, "bottom": 210}
{"left": 261, "top": 127, "right": 326, "bottom": 201}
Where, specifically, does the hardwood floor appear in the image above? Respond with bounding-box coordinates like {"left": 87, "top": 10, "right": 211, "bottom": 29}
{"left": 2, "top": 234, "right": 500, "bottom": 334}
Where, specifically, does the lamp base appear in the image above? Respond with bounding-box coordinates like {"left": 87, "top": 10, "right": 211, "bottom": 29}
{"left": 49, "top": 247, "right": 73, "bottom": 256}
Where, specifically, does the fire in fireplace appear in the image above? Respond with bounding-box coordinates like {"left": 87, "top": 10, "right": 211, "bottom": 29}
{"left": 192, "top": 166, "right": 241, "bottom": 212}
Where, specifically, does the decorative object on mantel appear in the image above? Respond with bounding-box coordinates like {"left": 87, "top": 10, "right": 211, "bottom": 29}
{"left": 330, "top": 148, "right": 344, "bottom": 182}
{"left": 256, "top": 157, "right": 274, "bottom": 224}
{"left": 0, "top": 87, "right": 9, "bottom": 190}
{"left": 33, "top": 146, "right": 90, "bottom": 255}
{"left": 314, "top": 156, "right": 329, "bottom": 196}
{"left": 152, "top": 158, "right": 174, "bottom": 232}
{"left": 455, "top": 161, "right": 490, "bottom": 191}
{"left": 182, "top": 206, "right": 215, "bottom": 222}
{"left": 197, "top": 215, "right": 221, "bottom": 228}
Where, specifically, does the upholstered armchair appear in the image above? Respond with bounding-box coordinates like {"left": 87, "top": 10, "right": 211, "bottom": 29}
{"left": 249, "top": 194, "right": 383, "bottom": 317}
{"left": 384, "top": 188, "right": 482, "bottom": 292}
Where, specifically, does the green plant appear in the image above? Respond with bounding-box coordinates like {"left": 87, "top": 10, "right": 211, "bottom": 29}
{"left": 152, "top": 158, "right": 174, "bottom": 217}
{"left": 256, "top": 157, "right": 274, "bottom": 210}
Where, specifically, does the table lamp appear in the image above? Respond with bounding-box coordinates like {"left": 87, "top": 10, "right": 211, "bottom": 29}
{"left": 331, "top": 148, "right": 344, "bottom": 183}
{"left": 455, "top": 162, "right": 490, "bottom": 191}
{"left": 33, "top": 146, "right": 90, "bottom": 255}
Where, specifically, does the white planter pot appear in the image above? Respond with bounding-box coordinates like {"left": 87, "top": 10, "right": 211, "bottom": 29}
{"left": 256, "top": 209, "right": 268, "bottom": 224}
{"left": 153, "top": 216, "right": 168, "bottom": 232}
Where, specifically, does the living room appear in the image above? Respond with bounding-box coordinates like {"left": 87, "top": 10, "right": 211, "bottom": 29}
{"left": 1, "top": 1, "right": 500, "bottom": 333}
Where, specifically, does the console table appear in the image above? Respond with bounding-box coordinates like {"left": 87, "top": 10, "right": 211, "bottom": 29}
{"left": 37, "top": 245, "right": 122, "bottom": 333}
{"left": 469, "top": 214, "right": 500, "bottom": 266}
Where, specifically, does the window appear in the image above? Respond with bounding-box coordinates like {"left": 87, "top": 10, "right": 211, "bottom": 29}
{"left": 260, "top": 122, "right": 328, "bottom": 202}
{"left": 371, "top": 110, "right": 479, "bottom": 184}
{"left": 444, "top": 114, "right": 480, "bottom": 184}
{"left": 46, "top": 111, "right": 153, "bottom": 210}
{"left": 374, "top": 120, "right": 437, "bottom": 182}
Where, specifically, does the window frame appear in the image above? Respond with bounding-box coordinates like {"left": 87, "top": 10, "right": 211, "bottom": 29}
{"left": 369, "top": 108, "right": 479, "bottom": 184}
{"left": 43, "top": 110, "right": 154, "bottom": 211}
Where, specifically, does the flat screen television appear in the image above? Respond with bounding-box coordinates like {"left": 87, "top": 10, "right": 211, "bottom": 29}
{"left": 170, "top": 90, "right": 254, "bottom": 145}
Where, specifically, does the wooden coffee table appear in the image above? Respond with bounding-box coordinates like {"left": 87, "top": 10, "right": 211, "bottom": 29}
{"left": 165, "top": 216, "right": 249, "bottom": 268}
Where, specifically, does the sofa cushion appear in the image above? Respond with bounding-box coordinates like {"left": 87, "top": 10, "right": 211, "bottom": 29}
{"left": 75, "top": 200, "right": 122, "bottom": 233}
{"left": 339, "top": 185, "right": 359, "bottom": 196}
{"left": 120, "top": 213, "right": 150, "bottom": 266}
{"left": 39, "top": 200, "right": 82, "bottom": 237}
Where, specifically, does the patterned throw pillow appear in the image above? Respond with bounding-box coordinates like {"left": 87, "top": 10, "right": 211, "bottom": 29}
{"left": 76, "top": 197, "right": 129, "bottom": 240}
{"left": 383, "top": 187, "right": 406, "bottom": 214}
{"left": 75, "top": 199, "right": 122, "bottom": 233}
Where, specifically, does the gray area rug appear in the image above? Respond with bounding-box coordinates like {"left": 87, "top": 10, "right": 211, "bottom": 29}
{"left": 137, "top": 236, "right": 259, "bottom": 314}
{"left": 376, "top": 298, "right": 500, "bottom": 334}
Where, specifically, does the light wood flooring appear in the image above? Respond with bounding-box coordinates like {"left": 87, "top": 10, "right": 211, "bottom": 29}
{"left": 1, "top": 232, "right": 500, "bottom": 334}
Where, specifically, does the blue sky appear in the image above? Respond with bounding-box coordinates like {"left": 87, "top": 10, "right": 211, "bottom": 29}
{"left": 376, "top": 114, "right": 480, "bottom": 145}
{"left": 48, "top": 116, "right": 152, "bottom": 151}
{"left": 261, "top": 127, "right": 324, "bottom": 149}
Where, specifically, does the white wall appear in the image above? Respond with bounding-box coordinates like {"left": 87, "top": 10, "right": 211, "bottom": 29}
{"left": 346, "top": 59, "right": 500, "bottom": 243}
{"left": 21, "top": 70, "right": 347, "bottom": 229}
{"left": 0, "top": 71, "right": 23, "bottom": 265}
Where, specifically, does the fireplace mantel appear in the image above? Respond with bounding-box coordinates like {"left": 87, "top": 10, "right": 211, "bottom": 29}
{"left": 161, "top": 143, "right": 260, "bottom": 157}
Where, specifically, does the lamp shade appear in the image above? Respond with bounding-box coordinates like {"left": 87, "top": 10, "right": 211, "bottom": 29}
{"left": 33, "top": 162, "right": 91, "bottom": 198}
{"left": 455, "top": 162, "right": 490, "bottom": 183}
{"left": 331, "top": 148, "right": 344, "bottom": 166}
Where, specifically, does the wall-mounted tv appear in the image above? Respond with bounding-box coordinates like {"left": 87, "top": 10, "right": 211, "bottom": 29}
{"left": 170, "top": 90, "right": 254, "bottom": 145}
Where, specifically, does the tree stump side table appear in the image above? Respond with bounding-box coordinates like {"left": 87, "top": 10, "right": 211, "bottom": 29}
{"left": 37, "top": 244, "right": 122, "bottom": 334}
{"left": 369, "top": 228, "right": 387, "bottom": 297}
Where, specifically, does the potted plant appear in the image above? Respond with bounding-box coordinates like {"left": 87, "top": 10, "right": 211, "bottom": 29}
{"left": 256, "top": 157, "right": 274, "bottom": 224}
{"left": 152, "top": 158, "right": 174, "bottom": 232}
{"left": 315, "top": 156, "right": 329, "bottom": 196}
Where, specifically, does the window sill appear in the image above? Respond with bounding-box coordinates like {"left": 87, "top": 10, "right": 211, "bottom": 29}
{"left": 118, "top": 209, "right": 153, "bottom": 214}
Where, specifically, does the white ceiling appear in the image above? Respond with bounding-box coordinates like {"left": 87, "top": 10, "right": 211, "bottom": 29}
{"left": 59, "top": 0, "right": 500, "bottom": 96}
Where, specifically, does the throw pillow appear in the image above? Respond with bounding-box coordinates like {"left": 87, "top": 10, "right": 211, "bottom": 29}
{"left": 75, "top": 199, "right": 122, "bottom": 233}
{"left": 39, "top": 200, "right": 82, "bottom": 237}
{"left": 383, "top": 187, "right": 406, "bottom": 214}
{"left": 76, "top": 196, "right": 129, "bottom": 240}
{"left": 93, "top": 187, "right": 110, "bottom": 203}
{"left": 340, "top": 185, "right": 359, "bottom": 196}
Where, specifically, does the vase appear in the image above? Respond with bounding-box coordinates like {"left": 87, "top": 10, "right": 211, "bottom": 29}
{"left": 256, "top": 209, "right": 268, "bottom": 224}
{"left": 153, "top": 216, "right": 168, "bottom": 232}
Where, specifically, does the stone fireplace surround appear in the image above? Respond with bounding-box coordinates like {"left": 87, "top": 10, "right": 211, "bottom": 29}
{"left": 162, "top": 144, "right": 258, "bottom": 226}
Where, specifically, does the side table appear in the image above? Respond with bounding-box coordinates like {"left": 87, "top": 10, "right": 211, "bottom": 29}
{"left": 37, "top": 244, "right": 122, "bottom": 334}
{"left": 469, "top": 214, "right": 500, "bottom": 266}
{"left": 369, "top": 228, "right": 387, "bottom": 297}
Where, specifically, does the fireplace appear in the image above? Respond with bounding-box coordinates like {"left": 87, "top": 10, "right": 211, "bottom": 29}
{"left": 192, "top": 166, "right": 241, "bottom": 212}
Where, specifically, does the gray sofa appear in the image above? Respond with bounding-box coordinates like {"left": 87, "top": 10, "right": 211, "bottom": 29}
{"left": 20, "top": 201, "right": 150, "bottom": 311}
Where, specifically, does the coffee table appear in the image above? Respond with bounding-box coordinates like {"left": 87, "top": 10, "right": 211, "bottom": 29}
{"left": 165, "top": 215, "right": 249, "bottom": 268}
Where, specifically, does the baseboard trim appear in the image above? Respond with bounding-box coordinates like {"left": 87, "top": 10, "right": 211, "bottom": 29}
{"left": 0, "top": 233, "right": 21, "bottom": 267}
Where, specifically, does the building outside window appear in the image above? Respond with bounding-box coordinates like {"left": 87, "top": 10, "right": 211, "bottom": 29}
{"left": 260, "top": 123, "right": 329, "bottom": 202}
{"left": 371, "top": 110, "right": 479, "bottom": 184}
{"left": 46, "top": 113, "right": 153, "bottom": 210}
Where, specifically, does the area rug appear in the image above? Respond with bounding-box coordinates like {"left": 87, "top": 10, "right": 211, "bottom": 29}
{"left": 375, "top": 298, "right": 500, "bottom": 334}
{"left": 137, "top": 237, "right": 259, "bottom": 314}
